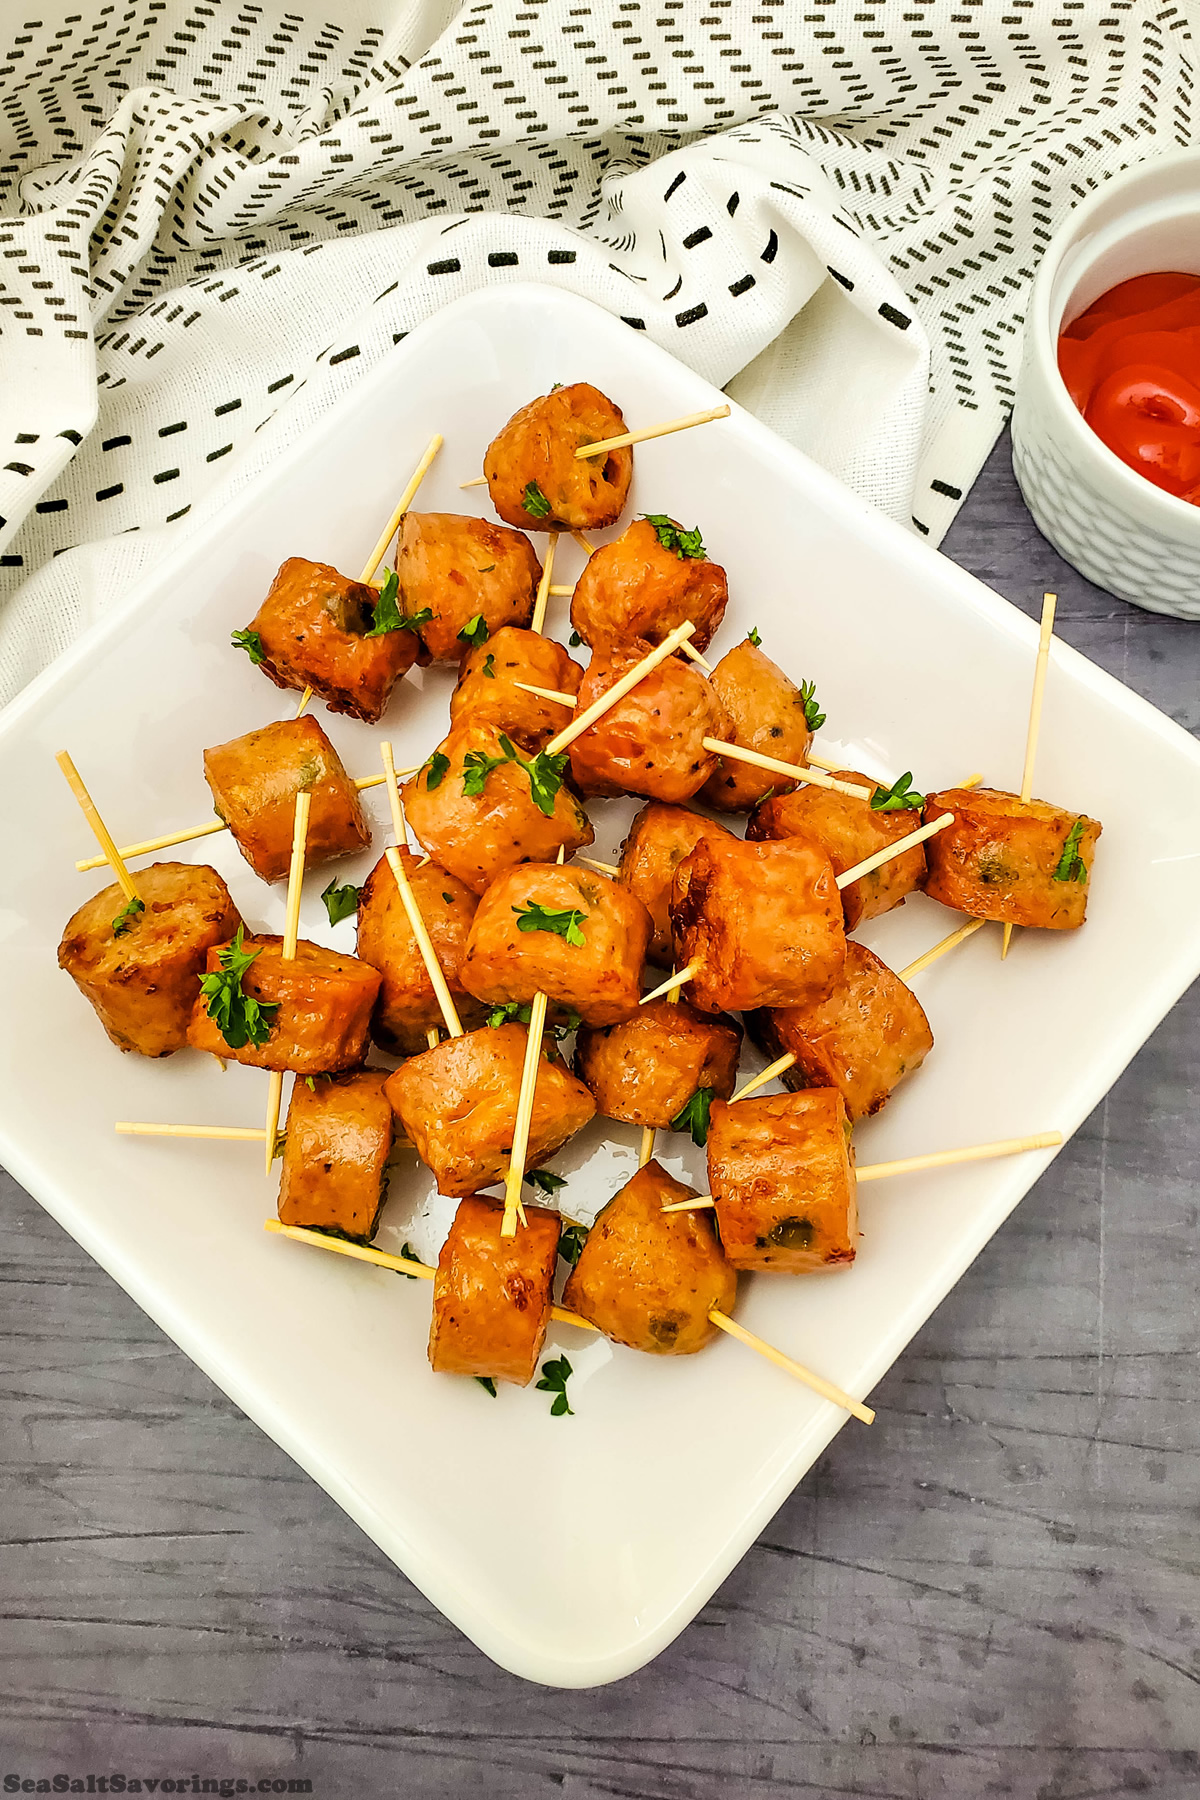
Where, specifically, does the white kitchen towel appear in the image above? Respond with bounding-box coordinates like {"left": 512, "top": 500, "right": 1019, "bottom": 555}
{"left": 0, "top": 1, "right": 1193, "bottom": 705}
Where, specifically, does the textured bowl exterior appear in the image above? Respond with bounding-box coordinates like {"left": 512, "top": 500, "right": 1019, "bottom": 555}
{"left": 1012, "top": 149, "right": 1200, "bottom": 621}
{"left": 1012, "top": 387, "right": 1200, "bottom": 620}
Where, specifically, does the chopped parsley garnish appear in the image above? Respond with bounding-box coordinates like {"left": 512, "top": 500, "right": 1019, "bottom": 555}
{"left": 558, "top": 1223, "right": 587, "bottom": 1268}
{"left": 111, "top": 895, "right": 144, "bottom": 937}
{"left": 198, "top": 925, "right": 278, "bottom": 1051}
{"left": 423, "top": 749, "right": 450, "bottom": 790}
{"left": 442, "top": 892, "right": 456, "bottom": 905}
{"left": 798, "top": 678, "right": 825, "bottom": 732}
{"left": 671, "top": 1087, "right": 714, "bottom": 1146}
{"left": 747, "top": 626, "right": 762, "bottom": 648}
{"left": 522, "top": 480, "right": 551, "bottom": 519}
{"left": 486, "top": 998, "right": 579, "bottom": 1039}
{"left": 231, "top": 628, "right": 265, "bottom": 665}
{"left": 476, "top": 1376, "right": 498, "bottom": 1396}
{"left": 396, "top": 1241, "right": 419, "bottom": 1280}
{"left": 459, "top": 732, "right": 567, "bottom": 818}
{"left": 642, "top": 514, "right": 705, "bottom": 559}
{"left": 536, "top": 1354, "right": 575, "bottom": 1417}
{"left": 550, "top": 382, "right": 564, "bottom": 392}
{"left": 871, "top": 771, "right": 924, "bottom": 813}
{"left": 481, "top": 652, "right": 496, "bottom": 680}
{"left": 320, "top": 877, "right": 361, "bottom": 925}
{"left": 365, "top": 569, "right": 433, "bottom": 637}
{"left": 514, "top": 901, "right": 587, "bottom": 946}
{"left": 526, "top": 1168, "right": 566, "bottom": 1194}
{"left": 1052, "top": 818, "right": 1088, "bottom": 883}
{"left": 304, "top": 1076, "right": 316, "bottom": 1091}
{"left": 458, "top": 613, "right": 489, "bottom": 649}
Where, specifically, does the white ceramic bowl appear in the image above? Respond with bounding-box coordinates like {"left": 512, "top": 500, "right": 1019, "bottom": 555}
{"left": 1012, "top": 148, "right": 1200, "bottom": 619}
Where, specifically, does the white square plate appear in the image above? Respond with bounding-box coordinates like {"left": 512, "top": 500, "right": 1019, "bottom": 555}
{"left": 2, "top": 286, "right": 1199, "bottom": 1688}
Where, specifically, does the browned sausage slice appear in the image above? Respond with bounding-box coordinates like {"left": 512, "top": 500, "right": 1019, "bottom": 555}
{"left": 429, "top": 1196, "right": 561, "bottom": 1385}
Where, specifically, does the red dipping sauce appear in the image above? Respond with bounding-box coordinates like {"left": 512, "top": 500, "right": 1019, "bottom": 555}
{"left": 1058, "top": 272, "right": 1200, "bottom": 503}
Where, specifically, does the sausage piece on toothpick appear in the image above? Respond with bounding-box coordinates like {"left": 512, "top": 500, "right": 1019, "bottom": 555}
{"left": 749, "top": 770, "right": 928, "bottom": 930}
{"left": 277, "top": 1070, "right": 394, "bottom": 1242}
{"left": 569, "top": 516, "right": 728, "bottom": 653}
{"left": 574, "top": 997, "right": 742, "bottom": 1130}
{"left": 204, "top": 717, "right": 370, "bottom": 884}
{"left": 563, "top": 1162, "right": 737, "bottom": 1356}
{"left": 484, "top": 383, "right": 633, "bottom": 531}
{"left": 568, "top": 642, "right": 733, "bottom": 803}
{"left": 450, "top": 626, "right": 582, "bottom": 748}
{"left": 922, "top": 787, "right": 1101, "bottom": 930}
{"left": 395, "top": 513, "right": 542, "bottom": 662}
{"left": 745, "top": 943, "right": 934, "bottom": 1123}
{"left": 355, "top": 849, "right": 485, "bottom": 1055}
{"left": 59, "top": 862, "right": 243, "bottom": 1057}
{"left": 617, "top": 801, "right": 735, "bottom": 966}
{"left": 187, "top": 935, "right": 380, "bottom": 1073}
{"left": 699, "top": 635, "right": 818, "bottom": 812}
{"left": 430, "top": 1197, "right": 562, "bottom": 1386}
{"left": 706, "top": 1090, "right": 858, "bottom": 1274}
{"left": 460, "top": 861, "right": 652, "bottom": 1028}
{"left": 401, "top": 719, "right": 594, "bottom": 895}
{"left": 383, "top": 1022, "right": 596, "bottom": 1198}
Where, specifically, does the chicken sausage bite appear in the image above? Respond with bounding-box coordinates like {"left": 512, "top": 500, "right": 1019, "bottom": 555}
{"left": 562, "top": 1162, "right": 736, "bottom": 1356}
{"left": 244, "top": 556, "right": 423, "bottom": 724}
{"left": 706, "top": 1090, "right": 858, "bottom": 1274}
{"left": 484, "top": 382, "right": 632, "bottom": 532}
{"left": 277, "top": 1070, "right": 394, "bottom": 1243}
{"left": 670, "top": 835, "right": 846, "bottom": 1015}
{"left": 568, "top": 642, "right": 733, "bottom": 804}
{"left": 618, "top": 801, "right": 735, "bottom": 965}
{"left": 746, "top": 943, "right": 933, "bottom": 1123}
{"left": 449, "top": 626, "right": 582, "bottom": 749}
{"left": 923, "top": 787, "right": 1102, "bottom": 930}
{"left": 748, "top": 772, "right": 926, "bottom": 930}
{"left": 59, "top": 862, "right": 242, "bottom": 1058}
{"left": 394, "top": 513, "right": 541, "bottom": 662}
{"left": 383, "top": 1023, "right": 596, "bottom": 1198}
{"left": 429, "top": 1197, "right": 561, "bottom": 1386}
{"left": 188, "top": 934, "right": 381, "bottom": 1073}
{"left": 355, "top": 850, "right": 485, "bottom": 1055}
{"left": 699, "top": 637, "right": 817, "bottom": 813}
{"left": 568, "top": 516, "right": 728, "bottom": 653}
{"left": 203, "top": 717, "right": 370, "bottom": 886}
{"left": 574, "top": 998, "right": 741, "bottom": 1130}
{"left": 461, "top": 863, "right": 651, "bottom": 1028}
{"left": 401, "top": 720, "right": 594, "bottom": 896}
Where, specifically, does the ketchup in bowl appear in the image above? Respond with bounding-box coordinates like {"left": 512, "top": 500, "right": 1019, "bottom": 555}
{"left": 1058, "top": 272, "right": 1200, "bottom": 503}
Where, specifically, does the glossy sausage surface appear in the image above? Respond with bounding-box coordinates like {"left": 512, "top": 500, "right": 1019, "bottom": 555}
{"left": 923, "top": 787, "right": 1102, "bottom": 929}
{"left": 355, "top": 849, "right": 485, "bottom": 1055}
{"left": 430, "top": 1197, "right": 561, "bottom": 1386}
{"left": 450, "top": 625, "right": 582, "bottom": 748}
{"left": 204, "top": 717, "right": 370, "bottom": 885}
{"left": 707, "top": 1090, "right": 857, "bottom": 1274}
{"left": 396, "top": 513, "right": 540, "bottom": 662}
{"left": 749, "top": 771, "right": 926, "bottom": 930}
{"left": 568, "top": 641, "right": 733, "bottom": 804}
{"left": 569, "top": 517, "right": 727, "bottom": 653}
{"left": 699, "top": 637, "right": 816, "bottom": 812}
{"left": 484, "top": 383, "right": 632, "bottom": 531}
{"left": 187, "top": 935, "right": 380, "bottom": 1072}
{"left": 617, "top": 801, "right": 735, "bottom": 965}
{"left": 574, "top": 997, "right": 742, "bottom": 1128}
{"left": 277, "top": 1069, "right": 394, "bottom": 1242}
{"left": 247, "top": 556, "right": 421, "bottom": 723}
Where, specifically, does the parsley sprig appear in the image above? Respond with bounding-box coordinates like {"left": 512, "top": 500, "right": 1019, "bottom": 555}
{"left": 523, "top": 480, "right": 551, "bottom": 519}
{"left": 481, "top": 652, "right": 496, "bottom": 680}
{"left": 460, "top": 732, "right": 568, "bottom": 818}
{"left": 423, "top": 749, "right": 451, "bottom": 790}
{"left": 365, "top": 569, "right": 433, "bottom": 638}
{"left": 671, "top": 1087, "right": 714, "bottom": 1146}
{"left": 476, "top": 1377, "right": 498, "bottom": 1397}
{"left": 1052, "top": 819, "right": 1088, "bottom": 883}
{"left": 747, "top": 626, "right": 762, "bottom": 648}
{"left": 558, "top": 1223, "right": 588, "bottom": 1268}
{"left": 458, "top": 613, "right": 489, "bottom": 649}
{"left": 536, "top": 1354, "right": 575, "bottom": 1417}
{"left": 526, "top": 1168, "right": 566, "bottom": 1194}
{"left": 231, "top": 628, "right": 265, "bottom": 665}
{"left": 111, "top": 896, "right": 144, "bottom": 938}
{"left": 321, "top": 878, "right": 361, "bottom": 925}
{"left": 198, "top": 925, "right": 278, "bottom": 1051}
{"left": 642, "top": 514, "right": 705, "bottom": 559}
{"left": 798, "top": 678, "right": 825, "bottom": 732}
{"left": 486, "top": 1000, "right": 581, "bottom": 1037}
{"left": 871, "top": 772, "right": 925, "bottom": 813}
{"left": 514, "top": 901, "right": 587, "bottom": 946}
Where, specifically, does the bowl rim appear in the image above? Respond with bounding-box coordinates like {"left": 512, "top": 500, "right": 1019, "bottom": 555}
{"left": 1022, "top": 144, "right": 1200, "bottom": 536}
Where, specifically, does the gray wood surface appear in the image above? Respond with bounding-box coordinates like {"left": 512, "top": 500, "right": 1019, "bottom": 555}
{"left": 3, "top": 430, "right": 1197, "bottom": 1797}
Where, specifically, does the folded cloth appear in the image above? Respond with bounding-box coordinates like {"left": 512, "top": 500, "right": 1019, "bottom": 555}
{"left": 0, "top": 0, "right": 1190, "bottom": 704}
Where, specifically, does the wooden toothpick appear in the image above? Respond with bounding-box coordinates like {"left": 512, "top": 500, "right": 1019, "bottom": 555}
{"left": 574, "top": 404, "right": 730, "bottom": 460}
{"left": 836, "top": 812, "right": 954, "bottom": 889}
{"left": 705, "top": 1311, "right": 874, "bottom": 1424}
{"left": 1002, "top": 592, "right": 1058, "bottom": 959}
{"left": 544, "top": 621, "right": 696, "bottom": 756}
{"left": 57, "top": 752, "right": 141, "bottom": 905}
{"left": 701, "top": 739, "right": 873, "bottom": 802}
{"left": 530, "top": 530, "right": 559, "bottom": 635}
{"left": 380, "top": 741, "right": 463, "bottom": 1039}
{"left": 264, "top": 787, "right": 312, "bottom": 1174}
{"left": 898, "top": 917, "right": 986, "bottom": 981}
